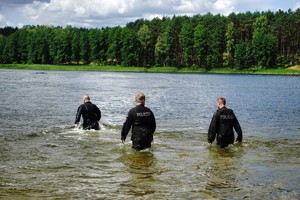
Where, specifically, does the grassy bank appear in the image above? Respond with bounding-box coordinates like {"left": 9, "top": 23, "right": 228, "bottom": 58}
{"left": 0, "top": 64, "right": 299, "bottom": 75}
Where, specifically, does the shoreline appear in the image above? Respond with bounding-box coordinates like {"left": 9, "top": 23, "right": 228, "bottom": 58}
{"left": 0, "top": 64, "right": 299, "bottom": 76}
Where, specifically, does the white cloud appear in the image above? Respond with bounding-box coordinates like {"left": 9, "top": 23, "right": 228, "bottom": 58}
{"left": 19, "top": 0, "right": 138, "bottom": 26}
{"left": 23, "top": 1, "right": 41, "bottom": 19}
{"left": 175, "top": 0, "right": 197, "bottom": 12}
{"left": 0, "top": 14, "right": 9, "bottom": 27}
{"left": 0, "top": 0, "right": 298, "bottom": 28}
{"left": 294, "top": 2, "right": 300, "bottom": 10}
{"left": 213, "top": 0, "right": 237, "bottom": 15}
{"left": 174, "top": 0, "right": 212, "bottom": 13}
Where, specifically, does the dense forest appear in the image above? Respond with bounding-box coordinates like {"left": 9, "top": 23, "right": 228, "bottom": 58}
{"left": 0, "top": 9, "right": 299, "bottom": 69}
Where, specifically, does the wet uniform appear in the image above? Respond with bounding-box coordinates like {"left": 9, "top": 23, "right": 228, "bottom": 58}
{"left": 208, "top": 107, "right": 242, "bottom": 148}
{"left": 75, "top": 102, "right": 101, "bottom": 130}
{"left": 121, "top": 104, "right": 156, "bottom": 150}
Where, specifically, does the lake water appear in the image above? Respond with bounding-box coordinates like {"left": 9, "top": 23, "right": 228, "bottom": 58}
{"left": 0, "top": 69, "right": 299, "bottom": 199}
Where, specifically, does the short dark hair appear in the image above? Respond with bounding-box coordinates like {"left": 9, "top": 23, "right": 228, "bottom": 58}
{"left": 136, "top": 92, "right": 145, "bottom": 104}
{"left": 83, "top": 95, "right": 90, "bottom": 102}
{"left": 217, "top": 97, "right": 226, "bottom": 105}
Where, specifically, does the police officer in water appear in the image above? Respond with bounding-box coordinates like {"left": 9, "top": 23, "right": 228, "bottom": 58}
{"left": 121, "top": 92, "right": 156, "bottom": 151}
{"left": 75, "top": 95, "right": 101, "bottom": 130}
{"left": 208, "top": 97, "right": 242, "bottom": 148}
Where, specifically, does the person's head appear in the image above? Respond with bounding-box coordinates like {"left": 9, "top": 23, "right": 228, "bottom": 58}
{"left": 83, "top": 95, "right": 90, "bottom": 103}
{"left": 216, "top": 97, "right": 226, "bottom": 108}
{"left": 135, "top": 92, "right": 146, "bottom": 105}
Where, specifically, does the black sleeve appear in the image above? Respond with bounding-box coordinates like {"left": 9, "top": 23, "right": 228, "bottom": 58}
{"left": 121, "top": 109, "right": 134, "bottom": 141}
{"left": 96, "top": 107, "right": 101, "bottom": 121}
{"left": 150, "top": 111, "right": 156, "bottom": 142}
{"left": 233, "top": 112, "right": 243, "bottom": 142}
{"left": 208, "top": 111, "right": 219, "bottom": 143}
{"left": 151, "top": 110, "right": 156, "bottom": 133}
{"left": 75, "top": 105, "right": 84, "bottom": 124}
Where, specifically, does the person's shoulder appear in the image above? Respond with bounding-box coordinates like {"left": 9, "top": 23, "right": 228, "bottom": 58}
{"left": 215, "top": 109, "right": 221, "bottom": 114}
{"left": 143, "top": 105, "right": 153, "bottom": 112}
{"left": 224, "top": 108, "right": 235, "bottom": 116}
{"left": 142, "top": 104, "right": 149, "bottom": 109}
{"left": 226, "top": 108, "right": 234, "bottom": 112}
{"left": 91, "top": 102, "right": 98, "bottom": 107}
{"left": 129, "top": 106, "right": 137, "bottom": 112}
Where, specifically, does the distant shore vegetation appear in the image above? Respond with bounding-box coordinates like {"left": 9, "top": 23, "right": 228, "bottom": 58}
{"left": 0, "top": 10, "right": 299, "bottom": 71}
{"left": 1, "top": 64, "right": 299, "bottom": 76}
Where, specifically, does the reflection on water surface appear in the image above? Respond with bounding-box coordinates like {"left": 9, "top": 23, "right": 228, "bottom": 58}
{"left": 0, "top": 70, "right": 299, "bottom": 199}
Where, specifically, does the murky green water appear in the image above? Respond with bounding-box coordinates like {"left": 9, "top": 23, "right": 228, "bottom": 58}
{"left": 0, "top": 70, "right": 299, "bottom": 199}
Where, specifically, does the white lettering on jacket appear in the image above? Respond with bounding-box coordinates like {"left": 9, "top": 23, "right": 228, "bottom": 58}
{"left": 220, "top": 115, "right": 234, "bottom": 119}
{"left": 137, "top": 112, "right": 151, "bottom": 117}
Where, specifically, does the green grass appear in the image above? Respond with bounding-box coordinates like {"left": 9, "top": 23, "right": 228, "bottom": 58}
{"left": 0, "top": 64, "right": 299, "bottom": 75}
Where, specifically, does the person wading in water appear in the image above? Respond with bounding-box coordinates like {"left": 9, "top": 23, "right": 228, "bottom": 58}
{"left": 75, "top": 95, "right": 101, "bottom": 130}
{"left": 121, "top": 92, "right": 156, "bottom": 151}
{"left": 208, "top": 97, "right": 242, "bottom": 148}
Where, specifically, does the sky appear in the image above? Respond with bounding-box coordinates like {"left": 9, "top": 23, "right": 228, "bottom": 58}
{"left": 0, "top": 0, "right": 299, "bottom": 28}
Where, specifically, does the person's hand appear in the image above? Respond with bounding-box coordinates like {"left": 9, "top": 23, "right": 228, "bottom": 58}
{"left": 235, "top": 138, "right": 242, "bottom": 143}
{"left": 121, "top": 140, "right": 125, "bottom": 144}
{"left": 208, "top": 143, "right": 212, "bottom": 147}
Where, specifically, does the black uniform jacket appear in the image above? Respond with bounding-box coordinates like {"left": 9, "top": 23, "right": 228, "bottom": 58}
{"left": 121, "top": 104, "right": 156, "bottom": 142}
{"left": 75, "top": 102, "right": 101, "bottom": 129}
{"left": 208, "top": 107, "right": 242, "bottom": 144}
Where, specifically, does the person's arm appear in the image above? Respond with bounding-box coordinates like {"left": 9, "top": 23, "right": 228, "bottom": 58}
{"left": 75, "top": 105, "right": 83, "bottom": 124}
{"left": 208, "top": 111, "right": 219, "bottom": 145}
{"left": 233, "top": 112, "right": 242, "bottom": 142}
{"left": 121, "top": 109, "right": 134, "bottom": 143}
{"left": 150, "top": 110, "right": 156, "bottom": 142}
{"left": 96, "top": 107, "right": 101, "bottom": 121}
{"left": 151, "top": 110, "right": 156, "bottom": 133}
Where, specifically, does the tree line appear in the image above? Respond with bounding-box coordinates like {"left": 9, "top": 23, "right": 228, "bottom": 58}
{"left": 0, "top": 9, "right": 299, "bottom": 69}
